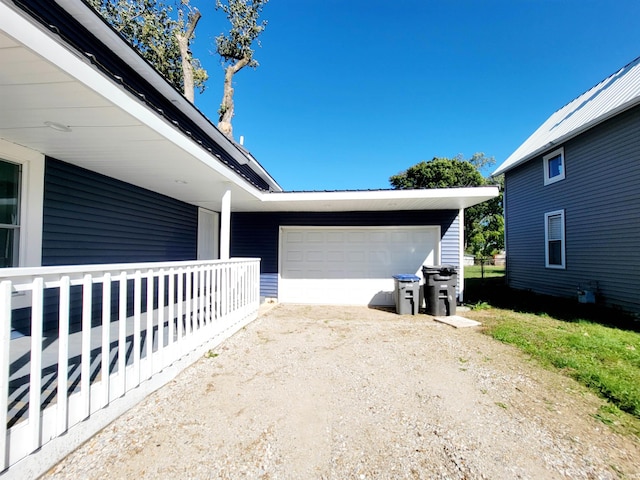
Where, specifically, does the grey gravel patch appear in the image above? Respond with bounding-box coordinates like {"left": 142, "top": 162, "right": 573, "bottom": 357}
{"left": 43, "top": 304, "right": 640, "bottom": 480}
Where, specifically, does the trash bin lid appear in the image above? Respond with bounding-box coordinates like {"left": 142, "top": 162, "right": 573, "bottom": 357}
{"left": 422, "top": 265, "right": 457, "bottom": 274}
{"left": 392, "top": 274, "right": 420, "bottom": 282}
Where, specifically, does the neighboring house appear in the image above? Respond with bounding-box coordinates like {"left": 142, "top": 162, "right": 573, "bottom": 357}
{"left": 493, "top": 56, "right": 640, "bottom": 314}
{"left": 1, "top": 0, "right": 497, "bottom": 310}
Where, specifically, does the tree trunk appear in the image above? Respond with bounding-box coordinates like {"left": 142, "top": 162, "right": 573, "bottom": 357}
{"left": 176, "top": 9, "right": 201, "bottom": 102}
{"left": 218, "top": 56, "right": 250, "bottom": 140}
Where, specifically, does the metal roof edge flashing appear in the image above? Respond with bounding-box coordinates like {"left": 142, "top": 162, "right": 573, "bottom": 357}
{"left": 51, "top": 0, "right": 281, "bottom": 193}
{"left": 493, "top": 95, "right": 640, "bottom": 176}
{"left": 494, "top": 55, "right": 640, "bottom": 177}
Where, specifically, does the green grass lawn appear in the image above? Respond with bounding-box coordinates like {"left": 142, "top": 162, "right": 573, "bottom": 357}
{"left": 463, "top": 265, "right": 640, "bottom": 435}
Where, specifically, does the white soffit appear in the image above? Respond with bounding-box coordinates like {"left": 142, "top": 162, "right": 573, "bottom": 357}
{"left": 0, "top": 1, "right": 275, "bottom": 213}
{"left": 494, "top": 56, "right": 640, "bottom": 176}
{"left": 251, "top": 187, "right": 499, "bottom": 212}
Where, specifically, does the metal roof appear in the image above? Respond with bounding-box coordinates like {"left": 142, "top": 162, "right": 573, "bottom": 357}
{"left": 493, "top": 55, "right": 640, "bottom": 176}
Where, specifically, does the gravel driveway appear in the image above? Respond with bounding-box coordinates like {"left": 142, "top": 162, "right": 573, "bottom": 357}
{"left": 43, "top": 304, "right": 640, "bottom": 479}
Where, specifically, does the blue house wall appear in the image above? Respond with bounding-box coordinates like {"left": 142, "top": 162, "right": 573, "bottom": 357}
{"left": 43, "top": 158, "right": 198, "bottom": 265}
{"left": 504, "top": 105, "right": 640, "bottom": 313}
{"left": 14, "top": 158, "right": 199, "bottom": 334}
{"left": 231, "top": 210, "right": 459, "bottom": 298}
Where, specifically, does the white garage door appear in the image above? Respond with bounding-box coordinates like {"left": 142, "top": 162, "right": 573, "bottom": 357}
{"left": 279, "top": 226, "right": 440, "bottom": 305}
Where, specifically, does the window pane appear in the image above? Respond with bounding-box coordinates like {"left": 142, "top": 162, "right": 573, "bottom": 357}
{"left": 0, "top": 160, "right": 20, "bottom": 225}
{"left": 548, "top": 240, "right": 562, "bottom": 265}
{"left": 0, "top": 228, "right": 17, "bottom": 267}
{"left": 548, "top": 214, "right": 562, "bottom": 240}
{"left": 548, "top": 155, "right": 562, "bottom": 178}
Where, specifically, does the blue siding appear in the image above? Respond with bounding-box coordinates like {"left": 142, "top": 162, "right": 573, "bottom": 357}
{"left": 441, "top": 215, "right": 460, "bottom": 266}
{"left": 231, "top": 210, "right": 459, "bottom": 299}
{"left": 12, "top": 158, "right": 199, "bottom": 334}
{"left": 42, "top": 158, "right": 198, "bottom": 265}
{"left": 260, "top": 273, "right": 278, "bottom": 299}
{"left": 504, "top": 104, "right": 640, "bottom": 313}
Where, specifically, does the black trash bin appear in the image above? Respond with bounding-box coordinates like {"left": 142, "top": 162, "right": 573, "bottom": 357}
{"left": 422, "top": 265, "right": 458, "bottom": 316}
{"left": 392, "top": 274, "right": 421, "bottom": 315}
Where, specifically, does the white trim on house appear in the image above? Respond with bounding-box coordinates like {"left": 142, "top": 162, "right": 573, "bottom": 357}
{"left": 0, "top": 139, "right": 44, "bottom": 268}
{"left": 0, "top": 2, "right": 499, "bottom": 216}
{"left": 545, "top": 209, "right": 566, "bottom": 269}
{"left": 458, "top": 208, "right": 465, "bottom": 302}
{"left": 543, "top": 147, "right": 565, "bottom": 186}
{"left": 197, "top": 208, "right": 220, "bottom": 260}
{"left": 220, "top": 189, "right": 231, "bottom": 260}
{"left": 254, "top": 187, "right": 499, "bottom": 212}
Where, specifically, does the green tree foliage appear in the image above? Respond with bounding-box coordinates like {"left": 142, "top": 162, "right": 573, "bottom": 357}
{"left": 88, "top": 0, "right": 207, "bottom": 99}
{"left": 466, "top": 174, "right": 504, "bottom": 261}
{"left": 215, "top": 0, "right": 268, "bottom": 138}
{"left": 389, "top": 154, "right": 504, "bottom": 259}
{"left": 389, "top": 156, "right": 485, "bottom": 189}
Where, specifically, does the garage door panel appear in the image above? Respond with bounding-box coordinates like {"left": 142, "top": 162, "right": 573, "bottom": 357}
{"left": 286, "top": 231, "right": 304, "bottom": 243}
{"left": 348, "top": 231, "right": 366, "bottom": 243}
{"left": 327, "top": 251, "right": 344, "bottom": 262}
{"left": 369, "top": 231, "right": 387, "bottom": 242}
{"left": 280, "top": 226, "right": 440, "bottom": 305}
{"left": 327, "top": 232, "right": 345, "bottom": 242}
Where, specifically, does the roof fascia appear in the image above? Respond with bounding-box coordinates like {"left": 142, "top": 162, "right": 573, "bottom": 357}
{"left": 0, "top": 1, "right": 266, "bottom": 199}
{"left": 53, "top": 0, "right": 282, "bottom": 192}
{"left": 258, "top": 186, "right": 499, "bottom": 209}
{"left": 493, "top": 97, "right": 640, "bottom": 176}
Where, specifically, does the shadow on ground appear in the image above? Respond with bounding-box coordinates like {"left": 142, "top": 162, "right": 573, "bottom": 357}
{"left": 465, "top": 273, "right": 640, "bottom": 332}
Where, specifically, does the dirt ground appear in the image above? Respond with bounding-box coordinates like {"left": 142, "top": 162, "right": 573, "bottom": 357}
{"left": 44, "top": 304, "right": 640, "bottom": 479}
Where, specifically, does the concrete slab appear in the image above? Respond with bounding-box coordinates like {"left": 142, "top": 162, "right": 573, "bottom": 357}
{"left": 433, "top": 315, "right": 481, "bottom": 328}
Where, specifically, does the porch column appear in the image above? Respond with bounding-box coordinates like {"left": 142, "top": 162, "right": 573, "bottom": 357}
{"left": 220, "top": 188, "right": 231, "bottom": 260}
{"left": 458, "top": 207, "right": 464, "bottom": 303}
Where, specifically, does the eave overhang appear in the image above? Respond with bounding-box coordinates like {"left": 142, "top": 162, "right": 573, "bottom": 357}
{"left": 0, "top": 0, "right": 279, "bottom": 213}
{"left": 247, "top": 186, "right": 500, "bottom": 213}
{"left": 493, "top": 56, "right": 640, "bottom": 177}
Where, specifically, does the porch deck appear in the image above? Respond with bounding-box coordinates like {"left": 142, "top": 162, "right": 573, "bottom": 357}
{"left": 0, "top": 258, "right": 260, "bottom": 479}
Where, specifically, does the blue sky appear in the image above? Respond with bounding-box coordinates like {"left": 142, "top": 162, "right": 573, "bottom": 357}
{"left": 189, "top": 0, "right": 640, "bottom": 191}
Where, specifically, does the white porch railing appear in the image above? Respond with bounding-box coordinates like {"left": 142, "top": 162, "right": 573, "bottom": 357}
{"left": 0, "top": 258, "right": 260, "bottom": 478}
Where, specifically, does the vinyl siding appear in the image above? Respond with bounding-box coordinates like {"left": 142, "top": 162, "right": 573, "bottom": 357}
{"left": 505, "top": 104, "right": 640, "bottom": 313}
{"left": 42, "top": 158, "right": 198, "bottom": 265}
{"left": 231, "top": 210, "right": 459, "bottom": 299}
{"left": 12, "top": 158, "right": 198, "bottom": 333}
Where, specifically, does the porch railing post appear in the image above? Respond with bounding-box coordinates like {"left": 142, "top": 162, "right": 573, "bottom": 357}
{"left": 101, "top": 273, "right": 111, "bottom": 408}
{"left": 57, "top": 275, "right": 70, "bottom": 435}
{"left": 0, "top": 280, "right": 11, "bottom": 470}
{"left": 28, "top": 277, "right": 44, "bottom": 453}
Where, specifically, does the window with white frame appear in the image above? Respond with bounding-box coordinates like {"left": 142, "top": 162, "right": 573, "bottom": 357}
{"left": 0, "top": 159, "right": 21, "bottom": 267}
{"left": 545, "top": 209, "right": 565, "bottom": 268}
{"left": 543, "top": 147, "right": 565, "bottom": 185}
{"left": 0, "top": 140, "right": 45, "bottom": 268}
